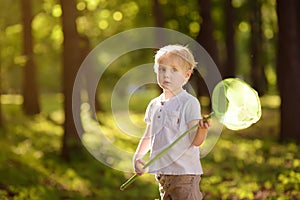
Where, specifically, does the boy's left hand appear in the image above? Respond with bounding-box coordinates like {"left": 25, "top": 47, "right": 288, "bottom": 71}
{"left": 198, "top": 117, "right": 211, "bottom": 129}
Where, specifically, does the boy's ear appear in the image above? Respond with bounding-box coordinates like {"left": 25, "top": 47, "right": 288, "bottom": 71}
{"left": 185, "top": 70, "right": 192, "bottom": 79}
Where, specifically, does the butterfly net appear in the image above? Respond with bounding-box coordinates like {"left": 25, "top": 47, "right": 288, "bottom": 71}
{"left": 212, "top": 78, "right": 262, "bottom": 130}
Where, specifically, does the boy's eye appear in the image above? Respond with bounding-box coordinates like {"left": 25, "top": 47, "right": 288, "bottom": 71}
{"left": 159, "top": 66, "right": 166, "bottom": 72}
{"left": 171, "top": 67, "right": 178, "bottom": 72}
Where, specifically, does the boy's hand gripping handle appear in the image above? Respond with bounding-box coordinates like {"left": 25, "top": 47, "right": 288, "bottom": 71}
{"left": 120, "top": 113, "right": 213, "bottom": 191}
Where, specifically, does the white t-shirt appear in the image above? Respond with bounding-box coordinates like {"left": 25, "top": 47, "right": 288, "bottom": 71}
{"left": 145, "top": 90, "right": 203, "bottom": 175}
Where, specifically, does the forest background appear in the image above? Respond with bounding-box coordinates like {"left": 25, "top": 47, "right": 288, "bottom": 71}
{"left": 0, "top": 0, "right": 300, "bottom": 199}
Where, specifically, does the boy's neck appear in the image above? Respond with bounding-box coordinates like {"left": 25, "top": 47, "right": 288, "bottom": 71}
{"left": 163, "top": 88, "right": 183, "bottom": 100}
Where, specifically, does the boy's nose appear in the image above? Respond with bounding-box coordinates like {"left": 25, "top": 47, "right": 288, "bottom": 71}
{"left": 164, "top": 69, "right": 170, "bottom": 77}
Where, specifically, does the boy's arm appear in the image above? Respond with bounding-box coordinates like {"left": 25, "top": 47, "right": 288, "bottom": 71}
{"left": 133, "top": 124, "right": 151, "bottom": 175}
{"left": 188, "top": 119, "right": 211, "bottom": 146}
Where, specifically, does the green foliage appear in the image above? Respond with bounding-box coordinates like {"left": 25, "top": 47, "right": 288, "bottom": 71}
{"left": 0, "top": 0, "right": 278, "bottom": 95}
{"left": 0, "top": 0, "right": 294, "bottom": 198}
{"left": 0, "top": 95, "right": 300, "bottom": 199}
{"left": 0, "top": 102, "right": 158, "bottom": 200}
{"left": 202, "top": 133, "right": 300, "bottom": 199}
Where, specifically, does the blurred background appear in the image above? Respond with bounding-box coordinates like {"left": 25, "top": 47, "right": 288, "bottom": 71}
{"left": 0, "top": 0, "right": 300, "bottom": 199}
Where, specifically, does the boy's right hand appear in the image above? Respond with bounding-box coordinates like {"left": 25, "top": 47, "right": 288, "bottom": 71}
{"left": 134, "top": 159, "right": 147, "bottom": 176}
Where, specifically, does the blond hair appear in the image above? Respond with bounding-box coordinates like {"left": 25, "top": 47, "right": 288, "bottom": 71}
{"left": 154, "top": 44, "right": 197, "bottom": 73}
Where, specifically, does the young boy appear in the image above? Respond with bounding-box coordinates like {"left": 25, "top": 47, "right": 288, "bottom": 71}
{"left": 133, "top": 44, "right": 210, "bottom": 200}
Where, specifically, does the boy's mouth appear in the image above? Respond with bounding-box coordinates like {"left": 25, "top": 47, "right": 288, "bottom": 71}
{"left": 163, "top": 80, "right": 170, "bottom": 85}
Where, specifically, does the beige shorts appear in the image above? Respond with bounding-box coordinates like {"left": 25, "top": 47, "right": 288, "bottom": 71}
{"left": 155, "top": 174, "right": 203, "bottom": 200}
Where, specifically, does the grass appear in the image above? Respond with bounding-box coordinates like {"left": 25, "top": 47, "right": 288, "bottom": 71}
{"left": 0, "top": 94, "right": 299, "bottom": 199}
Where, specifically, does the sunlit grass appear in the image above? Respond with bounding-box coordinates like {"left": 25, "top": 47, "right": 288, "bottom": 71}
{"left": 0, "top": 93, "right": 299, "bottom": 199}
{"left": 0, "top": 101, "right": 158, "bottom": 199}
{"left": 1, "top": 94, "right": 23, "bottom": 105}
{"left": 201, "top": 131, "right": 300, "bottom": 199}
{"left": 260, "top": 95, "right": 280, "bottom": 109}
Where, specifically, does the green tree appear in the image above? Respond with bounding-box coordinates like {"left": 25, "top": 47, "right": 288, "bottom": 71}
{"left": 276, "top": 0, "right": 300, "bottom": 143}
{"left": 249, "top": 0, "right": 267, "bottom": 96}
{"left": 21, "top": 0, "right": 40, "bottom": 115}
{"left": 60, "top": 0, "right": 82, "bottom": 159}
{"left": 224, "top": 0, "right": 236, "bottom": 78}
{"left": 153, "top": 0, "right": 165, "bottom": 27}
{"left": 0, "top": 60, "right": 2, "bottom": 128}
{"left": 194, "top": 0, "right": 219, "bottom": 97}
{"left": 152, "top": 0, "right": 166, "bottom": 46}
{"left": 78, "top": 35, "right": 102, "bottom": 117}
{"left": 196, "top": 0, "right": 220, "bottom": 70}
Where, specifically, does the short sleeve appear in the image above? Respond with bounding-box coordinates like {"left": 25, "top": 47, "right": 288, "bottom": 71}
{"left": 185, "top": 97, "right": 202, "bottom": 123}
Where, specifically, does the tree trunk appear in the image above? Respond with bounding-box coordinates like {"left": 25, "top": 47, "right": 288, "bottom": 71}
{"left": 60, "top": 0, "right": 83, "bottom": 160}
{"left": 153, "top": 0, "right": 164, "bottom": 28}
{"left": 152, "top": 0, "right": 164, "bottom": 93}
{"left": 195, "top": 0, "right": 219, "bottom": 97}
{"left": 276, "top": 0, "right": 300, "bottom": 143}
{"left": 249, "top": 0, "right": 267, "bottom": 96}
{"left": 224, "top": 0, "right": 236, "bottom": 78}
{"left": 0, "top": 62, "right": 2, "bottom": 128}
{"left": 79, "top": 35, "right": 102, "bottom": 118}
{"left": 20, "top": 0, "right": 40, "bottom": 115}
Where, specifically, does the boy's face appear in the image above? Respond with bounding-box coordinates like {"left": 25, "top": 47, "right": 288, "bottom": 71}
{"left": 157, "top": 54, "right": 191, "bottom": 95}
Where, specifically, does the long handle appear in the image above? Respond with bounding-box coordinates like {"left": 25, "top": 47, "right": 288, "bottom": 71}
{"left": 120, "top": 113, "right": 213, "bottom": 191}
{"left": 120, "top": 125, "right": 197, "bottom": 191}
